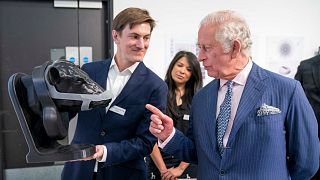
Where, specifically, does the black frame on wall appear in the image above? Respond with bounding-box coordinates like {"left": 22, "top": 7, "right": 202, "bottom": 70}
{"left": 0, "top": 0, "right": 114, "bottom": 175}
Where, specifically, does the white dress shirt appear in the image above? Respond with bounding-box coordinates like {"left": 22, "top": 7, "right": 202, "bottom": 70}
{"left": 94, "top": 57, "right": 139, "bottom": 171}
{"left": 159, "top": 60, "right": 253, "bottom": 149}
{"left": 105, "top": 58, "right": 139, "bottom": 112}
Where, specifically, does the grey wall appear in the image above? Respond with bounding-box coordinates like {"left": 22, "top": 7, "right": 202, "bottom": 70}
{"left": 0, "top": 0, "right": 113, "bottom": 179}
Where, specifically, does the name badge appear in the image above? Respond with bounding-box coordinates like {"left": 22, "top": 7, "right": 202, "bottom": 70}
{"left": 109, "top": 105, "right": 126, "bottom": 116}
{"left": 183, "top": 114, "right": 190, "bottom": 121}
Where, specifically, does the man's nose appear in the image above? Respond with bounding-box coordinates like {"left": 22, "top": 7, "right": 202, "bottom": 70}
{"left": 136, "top": 38, "right": 145, "bottom": 48}
{"left": 198, "top": 49, "right": 206, "bottom": 62}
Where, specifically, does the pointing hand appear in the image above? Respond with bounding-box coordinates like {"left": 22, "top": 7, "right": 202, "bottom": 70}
{"left": 146, "top": 104, "right": 174, "bottom": 141}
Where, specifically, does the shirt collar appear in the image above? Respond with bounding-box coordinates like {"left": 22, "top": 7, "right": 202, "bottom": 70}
{"left": 109, "top": 56, "right": 140, "bottom": 74}
{"left": 219, "top": 60, "right": 253, "bottom": 88}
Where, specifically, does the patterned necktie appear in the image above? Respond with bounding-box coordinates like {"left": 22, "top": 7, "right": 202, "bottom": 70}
{"left": 216, "top": 80, "right": 233, "bottom": 155}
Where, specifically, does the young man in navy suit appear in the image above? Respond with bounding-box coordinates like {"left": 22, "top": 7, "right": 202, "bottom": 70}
{"left": 61, "top": 7, "right": 167, "bottom": 180}
{"left": 147, "top": 10, "right": 319, "bottom": 179}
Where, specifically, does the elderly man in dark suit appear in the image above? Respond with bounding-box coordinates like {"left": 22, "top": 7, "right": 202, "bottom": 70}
{"left": 146, "top": 10, "right": 319, "bottom": 180}
{"left": 295, "top": 54, "right": 320, "bottom": 180}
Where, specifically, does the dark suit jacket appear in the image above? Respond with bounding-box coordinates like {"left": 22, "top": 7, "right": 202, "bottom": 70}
{"left": 163, "top": 63, "right": 319, "bottom": 180}
{"left": 295, "top": 55, "right": 320, "bottom": 179}
{"left": 295, "top": 55, "right": 320, "bottom": 136}
{"left": 61, "top": 59, "right": 167, "bottom": 180}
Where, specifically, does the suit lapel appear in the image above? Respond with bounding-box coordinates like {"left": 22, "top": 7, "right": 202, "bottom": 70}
{"left": 204, "top": 80, "right": 220, "bottom": 147}
{"left": 93, "top": 60, "right": 111, "bottom": 117}
{"left": 227, "top": 63, "right": 267, "bottom": 144}
{"left": 95, "top": 60, "right": 111, "bottom": 89}
{"left": 111, "top": 62, "right": 147, "bottom": 105}
{"left": 312, "top": 57, "right": 320, "bottom": 91}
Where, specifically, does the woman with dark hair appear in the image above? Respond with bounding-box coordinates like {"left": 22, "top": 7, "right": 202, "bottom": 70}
{"left": 146, "top": 51, "right": 203, "bottom": 180}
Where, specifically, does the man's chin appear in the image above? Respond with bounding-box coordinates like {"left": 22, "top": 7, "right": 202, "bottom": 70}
{"left": 207, "top": 72, "right": 218, "bottom": 78}
{"left": 132, "top": 56, "right": 145, "bottom": 62}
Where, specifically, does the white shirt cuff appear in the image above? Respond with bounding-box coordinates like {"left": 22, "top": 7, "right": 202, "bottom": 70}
{"left": 158, "top": 128, "right": 176, "bottom": 149}
{"left": 98, "top": 145, "right": 107, "bottom": 162}
{"left": 94, "top": 145, "right": 107, "bottom": 172}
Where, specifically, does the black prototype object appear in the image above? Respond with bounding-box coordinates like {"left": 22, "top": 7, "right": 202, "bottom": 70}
{"left": 8, "top": 60, "right": 112, "bottom": 163}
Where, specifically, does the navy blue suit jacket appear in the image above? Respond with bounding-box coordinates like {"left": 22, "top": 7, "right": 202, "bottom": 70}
{"left": 164, "top": 63, "right": 319, "bottom": 180}
{"left": 62, "top": 60, "right": 167, "bottom": 180}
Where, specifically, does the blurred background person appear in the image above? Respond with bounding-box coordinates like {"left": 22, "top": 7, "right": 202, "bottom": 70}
{"left": 295, "top": 54, "right": 320, "bottom": 180}
{"left": 146, "top": 51, "right": 203, "bottom": 180}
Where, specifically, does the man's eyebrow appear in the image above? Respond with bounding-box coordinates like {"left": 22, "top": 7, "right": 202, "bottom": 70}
{"left": 128, "top": 32, "right": 151, "bottom": 36}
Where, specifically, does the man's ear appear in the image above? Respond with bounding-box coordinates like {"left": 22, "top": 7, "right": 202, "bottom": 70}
{"left": 112, "top": 30, "right": 120, "bottom": 44}
{"left": 231, "top": 40, "right": 241, "bottom": 59}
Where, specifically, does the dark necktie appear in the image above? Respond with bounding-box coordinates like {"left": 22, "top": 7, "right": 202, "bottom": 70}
{"left": 216, "top": 80, "right": 233, "bottom": 155}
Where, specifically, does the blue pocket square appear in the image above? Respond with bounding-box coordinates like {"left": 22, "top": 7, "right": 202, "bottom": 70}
{"left": 257, "top": 103, "right": 281, "bottom": 116}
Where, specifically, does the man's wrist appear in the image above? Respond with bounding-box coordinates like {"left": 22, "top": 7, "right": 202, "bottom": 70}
{"left": 158, "top": 128, "right": 176, "bottom": 148}
{"left": 98, "top": 145, "right": 107, "bottom": 162}
{"left": 178, "top": 165, "right": 186, "bottom": 172}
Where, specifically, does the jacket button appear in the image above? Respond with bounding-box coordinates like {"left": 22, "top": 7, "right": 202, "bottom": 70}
{"left": 220, "top": 170, "right": 225, "bottom": 176}
{"left": 100, "top": 130, "right": 106, "bottom": 136}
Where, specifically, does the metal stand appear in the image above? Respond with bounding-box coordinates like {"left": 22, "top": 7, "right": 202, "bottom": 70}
{"left": 8, "top": 73, "right": 95, "bottom": 163}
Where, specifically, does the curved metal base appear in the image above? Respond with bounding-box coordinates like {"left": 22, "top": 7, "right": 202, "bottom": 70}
{"left": 27, "top": 144, "right": 96, "bottom": 163}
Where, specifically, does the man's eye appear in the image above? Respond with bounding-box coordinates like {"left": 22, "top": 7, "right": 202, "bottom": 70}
{"left": 197, "top": 44, "right": 212, "bottom": 52}
{"left": 144, "top": 36, "right": 150, "bottom": 40}
{"left": 204, "top": 46, "right": 212, "bottom": 51}
{"left": 129, "top": 35, "right": 138, "bottom": 39}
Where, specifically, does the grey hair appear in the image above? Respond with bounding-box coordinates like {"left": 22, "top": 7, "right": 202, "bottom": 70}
{"left": 200, "top": 10, "right": 252, "bottom": 57}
